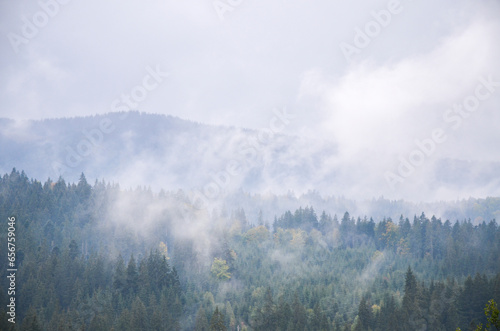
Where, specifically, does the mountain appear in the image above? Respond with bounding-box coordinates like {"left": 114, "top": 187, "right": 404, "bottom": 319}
{"left": 0, "top": 111, "right": 337, "bottom": 194}
{"left": 1, "top": 111, "right": 500, "bottom": 202}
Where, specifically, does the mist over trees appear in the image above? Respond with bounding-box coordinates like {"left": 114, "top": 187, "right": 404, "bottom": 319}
{"left": 2, "top": 0, "right": 500, "bottom": 328}
{"left": 2, "top": 112, "right": 500, "bottom": 203}
{"left": 0, "top": 169, "right": 499, "bottom": 330}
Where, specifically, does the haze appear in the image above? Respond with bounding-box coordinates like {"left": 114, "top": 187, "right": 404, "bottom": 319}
{"left": 1, "top": 0, "right": 500, "bottom": 202}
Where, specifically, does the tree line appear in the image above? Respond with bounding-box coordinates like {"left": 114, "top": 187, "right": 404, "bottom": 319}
{"left": 1, "top": 169, "right": 499, "bottom": 330}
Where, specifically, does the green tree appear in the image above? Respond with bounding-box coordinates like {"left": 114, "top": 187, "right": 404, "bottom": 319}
{"left": 471, "top": 299, "right": 500, "bottom": 331}
{"left": 291, "top": 293, "right": 307, "bottom": 331}
{"left": 113, "top": 254, "right": 126, "bottom": 292}
{"left": 275, "top": 296, "right": 292, "bottom": 331}
{"left": 311, "top": 303, "right": 324, "bottom": 331}
{"left": 21, "top": 310, "right": 43, "bottom": 331}
{"left": 402, "top": 266, "right": 426, "bottom": 330}
{"left": 210, "top": 307, "right": 227, "bottom": 331}
{"left": 76, "top": 172, "right": 91, "bottom": 201}
{"left": 225, "top": 302, "right": 236, "bottom": 331}
{"left": 256, "top": 287, "right": 276, "bottom": 330}
{"left": 243, "top": 226, "right": 270, "bottom": 243}
{"left": 89, "top": 314, "right": 111, "bottom": 331}
{"left": 130, "top": 297, "right": 148, "bottom": 331}
{"left": 126, "top": 255, "right": 139, "bottom": 297}
{"left": 484, "top": 299, "right": 500, "bottom": 330}
{"left": 356, "top": 296, "right": 373, "bottom": 331}
{"left": 117, "top": 308, "right": 132, "bottom": 331}
{"left": 195, "top": 307, "right": 210, "bottom": 331}
{"left": 378, "top": 294, "right": 399, "bottom": 331}
{"left": 68, "top": 239, "right": 79, "bottom": 260}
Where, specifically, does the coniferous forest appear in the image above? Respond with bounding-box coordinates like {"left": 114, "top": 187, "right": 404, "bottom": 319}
{"left": 1, "top": 169, "right": 500, "bottom": 330}
{"left": 3, "top": 0, "right": 500, "bottom": 330}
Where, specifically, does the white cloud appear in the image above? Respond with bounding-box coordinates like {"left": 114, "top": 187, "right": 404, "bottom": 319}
{"left": 294, "top": 16, "right": 500, "bottom": 201}
{"left": 318, "top": 19, "right": 500, "bottom": 158}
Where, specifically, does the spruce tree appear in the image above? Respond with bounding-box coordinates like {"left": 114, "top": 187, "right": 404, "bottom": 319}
{"left": 210, "top": 307, "right": 227, "bottom": 331}
{"left": 130, "top": 297, "right": 148, "bottom": 331}
{"left": 195, "top": 308, "right": 210, "bottom": 331}
{"left": 126, "top": 255, "right": 139, "bottom": 298}
{"left": 357, "top": 297, "right": 373, "bottom": 330}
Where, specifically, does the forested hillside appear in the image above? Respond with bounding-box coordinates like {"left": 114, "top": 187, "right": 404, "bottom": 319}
{"left": 0, "top": 112, "right": 336, "bottom": 195}
{"left": 2, "top": 112, "right": 500, "bottom": 203}
{"left": 1, "top": 169, "right": 499, "bottom": 330}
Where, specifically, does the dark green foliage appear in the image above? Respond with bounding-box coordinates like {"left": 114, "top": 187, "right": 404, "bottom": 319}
{"left": 457, "top": 299, "right": 500, "bottom": 331}
{"left": 210, "top": 307, "right": 227, "bottom": 331}
{"left": 1, "top": 169, "right": 500, "bottom": 330}
{"left": 291, "top": 292, "right": 307, "bottom": 331}
{"left": 273, "top": 206, "right": 319, "bottom": 231}
{"left": 481, "top": 299, "right": 500, "bottom": 330}
{"left": 195, "top": 307, "right": 210, "bottom": 331}
{"left": 21, "top": 310, "right": 43, "bottom": 331}
{"left": 88, "top": 313, "right": 111, "bottom": 331}
{"left": 126, "top": 255, "right": 139, "bottom": 299}
{"left": 1, "top": 241, "right": 183, "bottom": 330}
{"left": 357, "top": 296, "right": 373, "bottom": 331}
{"left": 130, "top": 297, "right": 148, "bottom": 331}
{"left": 253, "top": 287, "right": 277, "bottom": 330}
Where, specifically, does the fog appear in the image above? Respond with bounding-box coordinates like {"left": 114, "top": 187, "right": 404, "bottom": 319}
{"left": 2, "top": 4, "right": 500, "bottom": 328}
{"left": 1, "top": 0, "right": 500, "bottom": 202}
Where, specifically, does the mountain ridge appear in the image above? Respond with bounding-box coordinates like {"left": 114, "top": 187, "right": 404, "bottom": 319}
{"left": 0, "top": 111, "right": 334, "bottom": 194}
{"left": 1, "top": 111, "right": 499, "bottom": 202}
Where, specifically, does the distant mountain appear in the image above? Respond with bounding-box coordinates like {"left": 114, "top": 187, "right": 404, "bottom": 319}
{"left": 1, "top": 111, "right": 499, "bottom": 202}
{"left": 0, "top": 111, "right": 337, "bottom": 195}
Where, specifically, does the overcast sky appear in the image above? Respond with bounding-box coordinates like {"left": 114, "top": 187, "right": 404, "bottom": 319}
{"left": 1, "top": 0, "right": 500, "bottom": 200}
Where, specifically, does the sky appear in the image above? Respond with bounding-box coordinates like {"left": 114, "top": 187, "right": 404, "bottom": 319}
{"left": 1, "top": 0, "right": 500, "bottom": 201}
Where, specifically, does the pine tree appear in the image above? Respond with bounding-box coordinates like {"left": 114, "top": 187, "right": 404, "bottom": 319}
{"left": 21, "top": 310, "right": 43, "bottom": 331}
{"left": 112, "top": 254, "right": 127, "bottom": 309}
{"left": 68, "top": 240, "right": 79, "bottom": 260}
{"left": 225, "top": 302, "right": 236, "bottom": 331}
{"left": 195, "top": 307, "right": 210, "bottom": 331}
{"left": 357, "top": 296, "right": 373, "bottom": 331}
{"left": 126, "top": 255, "right": 139, "bottom": 298}
{"left": 291, "top": 293, "right": 307, "bottom": 331}
{"left": 89, "top": 314, "right": 111, "bottom": 331}
{"left": 130, "top": 297, "right": 148, "bottom": 331}
{"left": 256, "top": 287, "right": 276, "bottom": 330}
{"left": 275, "top": 296, "right": 292, "bottom": 331}
{"left": 117, "top": 308, "right": 132, "bottom": 331}
{"left": 76, "top": 172, "right": 91, "bottom": 201}
{"left": 402, "top": 266, "right": 425, "bottom": 329}
{"left": 150, "top": 308, "right": 163, "bottom": 331}
{"left": 210, "top": 307, "right": 227, "bottom": 331}
{"left": 311, "top": 303, "right": 323, "bottom": 331}
{"left": 378, "top": 295, "right": 399, "bottom": 331}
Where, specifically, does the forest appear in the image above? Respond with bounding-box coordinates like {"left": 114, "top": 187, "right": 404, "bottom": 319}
{"left": 0, "top": 169, "right": 499, "bottom": 330}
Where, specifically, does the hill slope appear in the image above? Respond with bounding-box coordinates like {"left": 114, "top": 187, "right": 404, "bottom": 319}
{"left": 1, "top": 111, "right": 500, "bottom": 202}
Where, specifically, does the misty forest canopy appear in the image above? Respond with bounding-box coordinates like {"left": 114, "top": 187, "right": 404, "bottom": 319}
{"left": 0, "top": 169, "right": 500, "bottom": 330}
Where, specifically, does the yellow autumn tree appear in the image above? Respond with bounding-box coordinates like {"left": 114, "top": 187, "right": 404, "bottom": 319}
{"left": 382, "top": 221, "right": 399, "bottom": 249}
{"left": 243, "top": 226, "right": 269, "bottom": 244}
{"left": 158, "top": 241, "right": 170, "bottom": 260}
{"left": 290, "top": 229, "right": 307, "bottom": 249}
{"left": 211, "top": 258, "right": 231, "bottom": 280}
